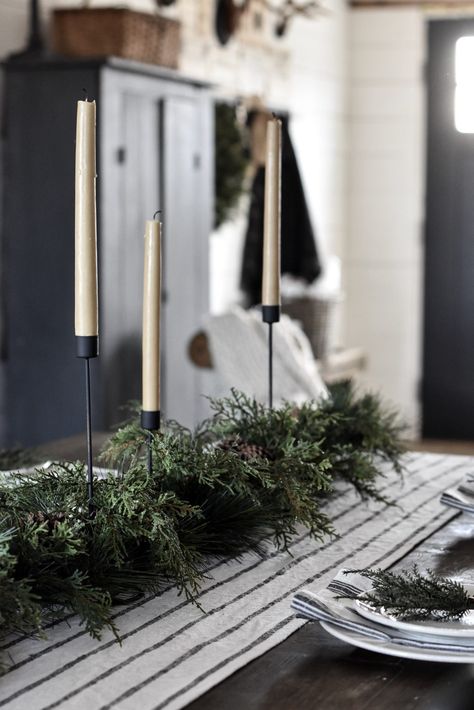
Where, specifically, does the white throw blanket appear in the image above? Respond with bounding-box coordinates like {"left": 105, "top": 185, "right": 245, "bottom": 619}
{"left": 206, "top": 306, "right": 328, "bottom": 405}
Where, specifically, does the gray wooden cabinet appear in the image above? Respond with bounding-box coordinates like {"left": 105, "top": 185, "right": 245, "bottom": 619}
{"left": 1, "top": 57, "right": 213, "bottom": 446}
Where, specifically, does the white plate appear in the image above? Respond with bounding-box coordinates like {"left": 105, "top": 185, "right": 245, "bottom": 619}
{"left": 354, "top": 585, "right": 474, "bottom": 639}
{"left": 320, "top": 621, "right": 474, "bottom": 663}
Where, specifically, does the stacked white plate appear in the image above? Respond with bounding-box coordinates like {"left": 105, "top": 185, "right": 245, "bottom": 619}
{"left": 291, "top": 570, "right": 474, "bottom": 663}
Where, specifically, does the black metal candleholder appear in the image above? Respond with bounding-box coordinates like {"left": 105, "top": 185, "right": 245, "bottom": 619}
{"left": 262, "top": 305, "right": 280, "bottom": 409}
{"left": 141, "top": 410, "right": 161, "bottom": 475}
{"left": 77, "top": 335, "right": 98, "bottom": 517}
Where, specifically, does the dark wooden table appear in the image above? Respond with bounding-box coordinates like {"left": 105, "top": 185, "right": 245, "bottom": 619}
{"left": 39, "top": 435, "right": 474, "bottom": 710}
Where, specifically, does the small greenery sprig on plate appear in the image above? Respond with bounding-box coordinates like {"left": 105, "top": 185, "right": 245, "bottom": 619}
{"left": 347, "top": 567, "right": 474, "bottom": 621}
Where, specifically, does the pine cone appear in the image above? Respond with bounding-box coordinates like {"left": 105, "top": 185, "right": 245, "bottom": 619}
{"left": 26, "top": 511, "right": 67, "bottom": 532}
{"left": 219, "top": 438, "right": 274, "bottom": 461}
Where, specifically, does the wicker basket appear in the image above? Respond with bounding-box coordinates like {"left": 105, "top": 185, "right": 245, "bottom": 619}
{"left": 52, "top": 9, "right": 181, "bottom": 69}
{"left": 282, "top": 296, "right": 340, "bottom": 360}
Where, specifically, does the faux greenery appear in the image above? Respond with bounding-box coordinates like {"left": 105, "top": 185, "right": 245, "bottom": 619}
{"left": 346, "top": 567, "right": 474, "bottom": 621}
{"left": 214, "top": 102, "right": 249, "bottom": 229}
{"left": 0, "top": 387, "right": 405, "bottom": 665}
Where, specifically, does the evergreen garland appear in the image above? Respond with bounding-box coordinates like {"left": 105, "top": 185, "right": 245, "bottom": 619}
{"left": 346, "top": 567, "right": 474, "bottom": 621}
{"left": 0, "top": 387, "right": 406, "bottom": 666}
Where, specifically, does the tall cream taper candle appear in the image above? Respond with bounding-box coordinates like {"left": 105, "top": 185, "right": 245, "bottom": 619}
{"left": 262, "top": 117, "right": 282, "bottom": 308}
{"left": 75, "top": 99, "right": 98, "bottom": 340}
{"left": 142, "top": 218, "right": 161, "bottom": 416}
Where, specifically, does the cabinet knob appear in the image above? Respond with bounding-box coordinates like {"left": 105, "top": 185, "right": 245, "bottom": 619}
{"left": 116, "top": 147, "right": 126, "bottom": 164}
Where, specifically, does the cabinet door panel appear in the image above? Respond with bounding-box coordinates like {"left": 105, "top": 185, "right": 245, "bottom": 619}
{"left": 101, "top": 90, "right": 161, "bottom": 425}
{"left": 163, "top": 96, "right": 209, "bottom": 427}
{"left": 101, "top": 70, "right": 211, "bottom": 429}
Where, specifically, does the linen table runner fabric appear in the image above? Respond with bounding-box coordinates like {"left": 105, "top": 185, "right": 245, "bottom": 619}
{"left": 0, "top": 452, "right": 472, "bottom": 710}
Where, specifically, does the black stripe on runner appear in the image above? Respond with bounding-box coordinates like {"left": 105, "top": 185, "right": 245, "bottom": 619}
{"left": 39, "top": 468, "right": 460, "bottom": 710}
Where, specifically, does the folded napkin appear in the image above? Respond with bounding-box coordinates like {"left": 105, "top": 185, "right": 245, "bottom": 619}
{"left": 291, "top": 570, "right": 474, "bottom": 653}
{"left": 440, "top": 484, "right": 474, "bottom": 515}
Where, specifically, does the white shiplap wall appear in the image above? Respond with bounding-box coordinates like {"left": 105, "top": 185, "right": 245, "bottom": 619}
{"left": 346, "top": 7, "right": 426, "bottom": 434}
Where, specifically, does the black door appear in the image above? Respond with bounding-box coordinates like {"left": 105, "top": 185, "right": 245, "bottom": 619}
{"left": 423, "top": 19, "right": 474, "bottom": 439}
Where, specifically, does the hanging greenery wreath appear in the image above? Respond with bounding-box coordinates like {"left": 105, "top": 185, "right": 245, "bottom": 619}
{"left": 214, "top": 102, "right": 249, "bottom": 229}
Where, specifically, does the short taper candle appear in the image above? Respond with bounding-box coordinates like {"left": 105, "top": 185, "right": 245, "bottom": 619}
{"left": 75, "top": 99, "right": 98, "bottom": 338}
{"left": 262, "top": 117, "right": 282, "bottom": 308}
{"left": 142, "top": 219, "right": 161, "bottom": 414}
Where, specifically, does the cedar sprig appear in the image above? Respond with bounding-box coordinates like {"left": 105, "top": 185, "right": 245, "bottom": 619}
{"left": 0, "top": 523, "right": 42, "bottom": 638}
{"left": 204, "top": 387, "right": 406, "bottom": 501}
{"left": 347, "top": 566, "right": 474, "bottom": 621}
{"left": 102, "top": 420, "right": 334, "bottom": 546}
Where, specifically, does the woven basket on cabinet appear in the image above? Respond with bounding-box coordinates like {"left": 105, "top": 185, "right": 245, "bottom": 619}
{"left": 52, "top": 9, "right": 181, "bottom": 69}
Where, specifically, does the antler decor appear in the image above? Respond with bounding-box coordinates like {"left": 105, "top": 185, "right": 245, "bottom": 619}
{"left": 214, "top": 0, "right": 324, "bottom": 45}
{"left": 265, "top": 0, "right": 323, "bottom": 37}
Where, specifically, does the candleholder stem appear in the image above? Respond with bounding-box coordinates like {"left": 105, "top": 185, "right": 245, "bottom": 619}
{"left": 147, "top": 431, "right": 153, "bottom": 476}
{"left": 268, "top": 322, "right": 273, "bottom": 409}
{"left": 141, "top": 410, "right": 161, "bottom": 476}
{"left": 84, "top": 358, "right": 94, "bottom": 517}
{"left": 262, "top": 305, "right": 280, "bottom": 409}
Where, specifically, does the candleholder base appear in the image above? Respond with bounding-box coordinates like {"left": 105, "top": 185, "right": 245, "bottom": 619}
{"left": 262, "top": 305, "right": 280, "bottom": 324}
{"left": 76, "top": 335, "right": 99, "bottom": 359}
{"left": 141, "top": 410, "right": 161, "bottom": 431}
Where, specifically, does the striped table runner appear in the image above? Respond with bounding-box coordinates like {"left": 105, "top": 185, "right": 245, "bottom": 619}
{"left": 0, "top": 452, "right": 472, "bottom": 710}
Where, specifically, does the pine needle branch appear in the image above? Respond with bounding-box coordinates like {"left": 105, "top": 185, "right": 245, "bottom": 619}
{"left": 345, "top": 566, "right": 474, "bottom": 621}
